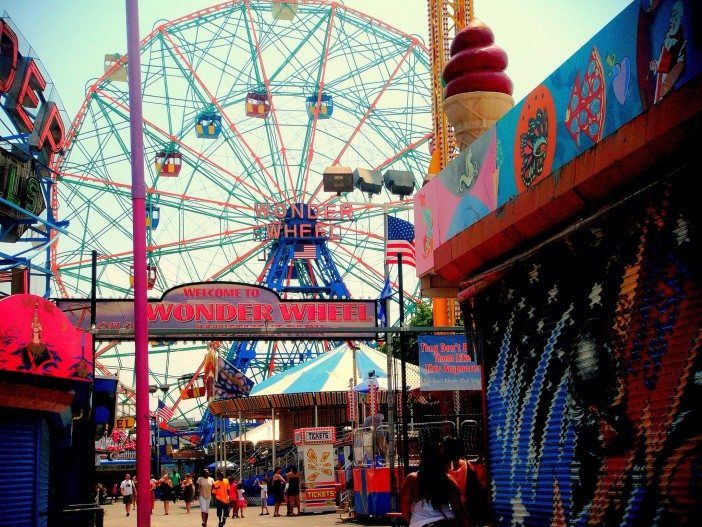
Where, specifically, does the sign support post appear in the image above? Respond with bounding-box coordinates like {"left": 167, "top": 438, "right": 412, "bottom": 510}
{"left": 238, "top": 411, "right": 243, "bottom": 481}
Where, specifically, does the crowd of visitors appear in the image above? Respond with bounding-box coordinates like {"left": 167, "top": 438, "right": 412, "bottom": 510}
{"left": 103, "top": 437, "right": 488, "bottom": 526}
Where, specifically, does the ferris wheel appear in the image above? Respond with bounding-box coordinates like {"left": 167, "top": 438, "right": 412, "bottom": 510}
{"left": 52, "top": 0, "right": 432, "bottom": 423}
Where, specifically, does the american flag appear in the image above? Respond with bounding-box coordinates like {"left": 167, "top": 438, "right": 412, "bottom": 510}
{"left": 294, "top": 243, "right": 317, "bottom": 260}
{"left": 386, "top": 216, "right": 415, "bottom": 267}
{"left": 156, "top": 399, "right": 174, "bottom": 422}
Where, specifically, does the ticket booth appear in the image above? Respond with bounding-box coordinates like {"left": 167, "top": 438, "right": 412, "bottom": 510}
{"left": 294, "top": 427, "right": 338, "bottom": 513}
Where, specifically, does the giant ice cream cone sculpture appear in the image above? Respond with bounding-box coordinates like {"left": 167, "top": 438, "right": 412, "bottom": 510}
{"left": 443, "top": 20, "right": 514, "bottom": 150}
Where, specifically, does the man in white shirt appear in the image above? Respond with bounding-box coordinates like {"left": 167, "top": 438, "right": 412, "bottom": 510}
{"left": 120, "top": 473, "right": 135, "bottom": 517}
{"left": 197, "top": 468, "right": 215, "bottom": 526}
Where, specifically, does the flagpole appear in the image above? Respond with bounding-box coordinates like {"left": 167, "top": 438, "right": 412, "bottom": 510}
{"left": 156, "top": 413, "right": 161, "bottom": 476}
{"left": 397, "top": 252, "right": 409, "bottom": 473}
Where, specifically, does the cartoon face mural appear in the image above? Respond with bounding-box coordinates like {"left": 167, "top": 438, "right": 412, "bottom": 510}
{"left": 514, "top": 85, "right": 557, "bottom": 192}
{"left": 479, "top": 178, "right": 701, "bottom": 526}
{"left": 637, "top": 0, "right": 691, "bottom": 108}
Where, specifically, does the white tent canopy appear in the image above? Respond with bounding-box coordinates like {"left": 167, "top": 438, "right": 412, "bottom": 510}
{"left": 233, "top": 419, "right": 279, "bottom": 446}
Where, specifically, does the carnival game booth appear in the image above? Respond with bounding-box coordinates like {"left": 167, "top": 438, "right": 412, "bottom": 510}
{"left": 415, "top": 1, "right": 702, "bottom": 525}
{"left": 0, "top": 294, "right": 98, "bottom": 525}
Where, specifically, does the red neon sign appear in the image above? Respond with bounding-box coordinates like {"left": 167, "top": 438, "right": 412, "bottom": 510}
{"left": 0, "top": 19, "right": 19, "bottom": 92}
{"left": 0, "top": 18, "right": 66, "bottom": 167}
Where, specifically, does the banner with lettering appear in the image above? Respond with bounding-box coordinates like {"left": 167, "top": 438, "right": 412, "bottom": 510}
{"left": 417, "top": 334, "right": 481, "bottom": 391}
{"left": 56, "top": 282, "right": 377, "bottom": 340}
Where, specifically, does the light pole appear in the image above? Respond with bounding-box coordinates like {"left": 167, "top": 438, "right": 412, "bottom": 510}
{"left": 125, "top": 1, "right": 150, "bottom": 525}
{"left": 325, "top": 166, "right": 416, "bottom": 508}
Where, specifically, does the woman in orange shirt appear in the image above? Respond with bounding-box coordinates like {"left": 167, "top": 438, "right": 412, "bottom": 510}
{"left": 212, "top": 471, "right": 230, "bottom": 527}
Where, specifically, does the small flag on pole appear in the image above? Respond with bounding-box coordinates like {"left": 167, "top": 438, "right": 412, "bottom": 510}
{"left": 293, "top": 243, "right": 317, "bottom": 259}
{"left": 376, "top": 276, "right": 393, "bottom": 326}
{"left": 386, "top": 216, "right": 416, "bottom": 267}
{"left": 156, "top": 399, "right": 174, "bottom": 423}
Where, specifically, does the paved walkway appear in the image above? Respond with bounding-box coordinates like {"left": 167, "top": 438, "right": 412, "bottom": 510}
{"left": 103, "top": 501, "right": 348, "bottom": 527}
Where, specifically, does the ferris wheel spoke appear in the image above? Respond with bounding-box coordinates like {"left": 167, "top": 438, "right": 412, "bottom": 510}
{"left": 329, "top": 240, "right": 420, "bottom": 303}
{"left": 151, "top": 33, "right": 288, "bottom": 203}
{"left": 297, "top": 4, "right": 337, "bottom": 200}
{"left": 95, "top": 89, "right": 277, "bottom": 205}
{"left": 322, "top": 45, "right": 415, "bottom": 197}
{"left": 57, "top": 230, "right": 257, "bottom": 284}
{"left": 243, "top": 1, "right": 297, "bottom": 198}
{"left": 159, "top": 30, "right": 291, "bottom": 203}
{"left": 206, "top": 239, "right": 269, "bottom": 281}
{"left": 57, "top": 171, "right": 257, "bottom": 218}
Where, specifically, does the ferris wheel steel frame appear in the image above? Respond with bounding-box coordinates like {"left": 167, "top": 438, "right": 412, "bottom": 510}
{"left": 51, "top": 0, "right": 432, "bottom": 425}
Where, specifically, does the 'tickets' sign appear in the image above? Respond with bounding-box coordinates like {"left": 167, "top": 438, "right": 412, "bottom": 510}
{"left": 56, "top": 282, "right": 377, "bottom": 340}
{"left": 294, "top": 427, "right": 337, "bottom": 445}
{"left": 0, "top": 294, "right": 93, "bottom": 382}
{"left": 418, "top": 334, "right": 481, "bottom": 391}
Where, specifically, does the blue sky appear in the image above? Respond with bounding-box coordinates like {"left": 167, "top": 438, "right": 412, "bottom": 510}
{"left": 1, "top": 0, "right": 632, "bottom": 117}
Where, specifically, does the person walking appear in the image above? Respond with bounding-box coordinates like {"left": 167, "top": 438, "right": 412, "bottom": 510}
{"left": 120, "top": 473, "right": 135, "bottom": 517}
{"left": 258, "top": 477, "right": 270, "bottom": 515}
{"left": 400, "top": 441, "right": 469, "bottom": 527}
{"left": 197, "top": 468, "right": 215, "bottom": 527}
{"left": 132, "top": 475, "right": 138, "bottom": 511}
{"left": 443, "top": 437, "right": 469, "bottom": 505}
{"left": 212, "top": 470, "right": 231, "bottom": 527}
{"left": 182, "top": 474, "right": 196, "bottom": 514}
{"left": 158, "top": 473, "right": 175, "bottom": 515}
{"left": 271, "top": 467, "right": 286, "bottom": 517}
{"left": 236, "top": 481, "right": 247, "bottom": 518}
{"left": 443, "top": 436, "right": 490, "bottom": 526}
{"left": 229, "top": 478, "right": 239, "bottom": 519}
{"left": 149, "top": 476, "right": 157, "bottom": 513}
{"left": 172, "top": 468, "right": 181, "bottom": 501}
{"left": 286, "top": 466, "right": 301, "bottom": 516}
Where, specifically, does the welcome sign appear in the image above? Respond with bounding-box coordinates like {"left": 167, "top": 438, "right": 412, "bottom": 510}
{"left": 56, "top": 282, "right": 377, "bottom": 340}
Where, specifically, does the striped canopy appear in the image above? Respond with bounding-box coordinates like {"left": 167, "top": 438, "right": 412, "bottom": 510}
{"left": 250, "top": 343, "right": 419, "bottom": 397}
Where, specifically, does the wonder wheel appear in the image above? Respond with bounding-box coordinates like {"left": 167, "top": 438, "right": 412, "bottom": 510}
{"left": 52, "top": 0, "right": 432, "bottom": 425}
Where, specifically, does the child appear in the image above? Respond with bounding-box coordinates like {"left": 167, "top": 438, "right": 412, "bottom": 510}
{"left": 229, "top": 479, "right": 239, "bottom": 519}
{"left": 236, "top": 482, "right": 247, "bottom": 518}
{"left": 258, "top": 477, "right": 269, "bottom": 516}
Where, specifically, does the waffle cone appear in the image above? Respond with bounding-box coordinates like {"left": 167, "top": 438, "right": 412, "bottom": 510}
{"left": 443, "top": 91, "right": 514, "bottom": 150}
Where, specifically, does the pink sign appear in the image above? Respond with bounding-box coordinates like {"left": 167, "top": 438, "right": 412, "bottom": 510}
{"left": 0, "top": 294, "right": 93, "bottom": 382}
{"left": 56, "top": 282, "right": 377, "bottom": 340}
